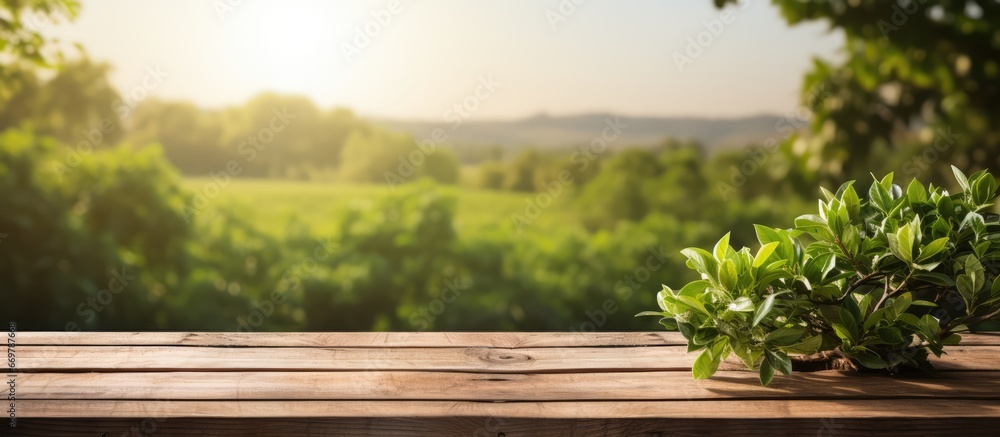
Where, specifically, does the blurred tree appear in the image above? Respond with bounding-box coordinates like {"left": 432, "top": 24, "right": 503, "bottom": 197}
{"left": 0, "top": 0, "right": 79, "bottom": 99}
{"left": 421, "top": 148, "right": 460, "bottom": 184}
{"left": 575, "top": 149, "right": 662, "bottom": 229}
{"left": 35, "top": 58, "right": 123, "bottom": 145}
{"left": 476, "top": 161, "right": 506, "bottom": 189}
{"left": 504, "top": 148, "right": 542, "bottom": 192}
{"left": 0, "top": 65, "right": 43, "bottom": 131}
{"left": 0, "top": 129, "right": 191, "bottom": 329}
{"left": 126, "top": 100, "right": 227, "bottom": 174}
{"left": 224, "top": 93, "right": 320, "bottom": 177}
{"left": 339, "top": 129, "right": 413, "bottom": 183}
{"left": 1, "top": 58, "right": 122, "bottom": 146}
{"left": 715, "top": 0, "right": 1000, "bottom": 186}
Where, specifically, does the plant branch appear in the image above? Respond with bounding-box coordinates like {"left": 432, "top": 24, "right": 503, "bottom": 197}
{"left": 837, "top": 271, "right": 884, "bottom": 302}
{"left": 875, "top": 272, "right": 913, "bottom": 310}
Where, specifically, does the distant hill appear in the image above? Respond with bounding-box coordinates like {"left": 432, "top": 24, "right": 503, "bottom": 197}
{"left": 367, "top": 113, "right": 787, "bottom": 152}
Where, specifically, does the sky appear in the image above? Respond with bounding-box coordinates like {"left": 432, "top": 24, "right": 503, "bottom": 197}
{"left": 46, "top": 0, "right": 843, "bottom": 121}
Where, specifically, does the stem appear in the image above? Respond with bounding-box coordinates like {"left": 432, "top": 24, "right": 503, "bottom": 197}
{"left": 875, "top": 272, "right": 913, "bottom": 310}
{"left": 833, "top": 237, "right": 866, "bottom": 273}
{"left": 837, "top": 271, "right": 883, "bottom": 302}
{"left": 949, "top": 307, "right": 1000, "bottom": 333}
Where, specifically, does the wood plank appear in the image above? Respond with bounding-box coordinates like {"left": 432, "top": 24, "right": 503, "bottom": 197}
{"left": 17, "top": 345, "right": 691, "bottom": 373}
{"left": 17, "top": 345, "right": 1000, "bottom": 372}
{"left": 16, "top": 399, "right": 1000, "bottom": 419}
{"left": 9, "top": 417, "right": 1000, "bottom": 437}
{"left": 15, "top": 331, "right": 686, "bottom": 347}
{"left": 17, "top": 371, "right": 1000, "bottom": 401}
{"left": 18, "top": 331, "right": 1000, "bottom": 347}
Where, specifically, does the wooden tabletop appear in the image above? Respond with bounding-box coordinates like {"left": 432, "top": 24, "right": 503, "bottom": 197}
{"left": 9, "top": 331, "right": 1000, "bottom": 436}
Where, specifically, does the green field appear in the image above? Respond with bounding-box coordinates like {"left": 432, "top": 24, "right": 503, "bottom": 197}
{"left": 183, "top": 178, "right": 585, "bottom": 238}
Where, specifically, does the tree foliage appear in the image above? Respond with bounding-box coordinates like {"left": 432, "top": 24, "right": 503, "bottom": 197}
{"left": 715, "top": 0, "right": 1000, "bottom": 184}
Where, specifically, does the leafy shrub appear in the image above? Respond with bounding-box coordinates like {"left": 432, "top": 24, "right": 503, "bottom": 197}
{"left": 0, "top": 130, "right": 191, "bottom": 329}
{"left": 640, "top": 166, "right": 1000, "bottom": 385}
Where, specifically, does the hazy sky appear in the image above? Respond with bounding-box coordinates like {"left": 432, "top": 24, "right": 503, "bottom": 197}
{"left": 47, "top": 0, "right": 842, "bottom": 120}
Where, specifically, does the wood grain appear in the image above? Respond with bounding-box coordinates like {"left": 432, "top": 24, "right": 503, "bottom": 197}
{"left": 16, "top": 345, "right": 692, "bottom": 373}
{"left": 17, "top": 345, "right": 1000, "bottom": 372}
{"left": 12, "top": 330, "right": 1000, "bottom": 433}
{"left": 17, "top": 399, "right": 1000, "bottom": 419}
{"left": 17, "top": 370, "right": 1000, "bottom": 401}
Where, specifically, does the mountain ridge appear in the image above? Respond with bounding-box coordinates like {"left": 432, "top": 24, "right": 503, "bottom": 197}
{"left": 366, "top": 113, "right": 787, "bottom": 152}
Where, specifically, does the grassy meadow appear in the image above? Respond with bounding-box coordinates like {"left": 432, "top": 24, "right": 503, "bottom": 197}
{"left": 182, "top": 177, "right": 586, "bottom": 238}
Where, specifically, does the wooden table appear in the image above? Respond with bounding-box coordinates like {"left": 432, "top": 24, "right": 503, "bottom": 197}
{"left": 9, "top": 331, "right": 1000, "bottom": 436}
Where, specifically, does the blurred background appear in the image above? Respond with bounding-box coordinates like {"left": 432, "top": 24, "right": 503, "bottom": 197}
{"left": 1, "top": 0, "right": 997, "bottom": 331}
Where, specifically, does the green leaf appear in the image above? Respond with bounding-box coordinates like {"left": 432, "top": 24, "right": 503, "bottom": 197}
{"left": 959, "top": 212, "right": 984, "bottom": 233}
{"left": 719, "top": 259, "right": 738, "bottom": 291}
{"left": 658, "top": 317, "right": 678, "bottom": 330}
{"left": 916, "top": 237, "right": 949, "bottom": 262}
{"left": 714, "top": 232, "right": 731, "bottom": 262}
{"left": 765, "top": 349, "right": 793, "bottom": 376}
{"left": 677, "top": 320, "right": 696, "bottom": 340}
{"left": 752, "top": 292, "right": 783, "bottom": 327}
{"left": 820, "top": 186, "right": 836, "bottom": 203}
{"left": 693, "top": 327, "right": 720, "bottom": 345}
{"left": 692, "top": 348, "right": 719, "bottom": 380}
{"left": 758, "top": 358, "right": 775, "bottom": 386}
{"left": 728, "top": 296, "right": 754, "bottom": 312}
{"left": 841, "top": 225, "right": 860, "bottom": 256}
{"left": 863, "top": 308, "right": 889, "bottom": 331}
{"left": 971, "top": 172, "right": 997, "bottom": 205}
{"left": 931, "top": 217, "right": 951, "bottom": 239}
{"left": 678, "top": 280, "right": 711, "bottom": 297}
{"left": 937, "top": 195, "right": 955, "bottom": 219}
{"left": 921, "top": 314, "right": 942, "bottom": 337}
{"left": 656, "top": 288, "right": 671, "bottom": 310}
{"left": 913, "top": 271, "right": 955, "bottom": 287}
{"left": 912, "top": 261, "right": 942, "bottom": 271}
{"left": 876, "top": 327, "right": 904, "bottom": 344}
{"left": 764, "top": 327, "right": 805, "bottom": 346}
{"left": 886, "top": 293, "right": 912, "bottom": 320}
{"left": 891, "top": 223, "right": 914, "bottom": 263}
{"left": 730, "top": 341, "right": 756, "bottom": 369}
{"left": 832, "top": 323, "right": 855, "bottom": 344}
{"left": 842, "top": 184, "right": 860, "bottom": 221}
{"left": 880, "top": 172, "right": 895, "bottom": 191}
{"left": 850, "top": 349, "right": 888, "bottom": 369}
{"left": 952, "top": 165, "right": 971, "bottom": 192}
{"left": 869, "top": 179, "right": 893, "bottom": 213}
{"left": 956, "top": 275, "right": 976, "bottom": 310}
{"left": 794, "top": 214, "right": 830, "bottom": 237}
{"left": 635, "top": 311, "right": 666, "bottom": 317}
{"left": 974, "top": 241, "right": 991, "bottom": 259}
{"left": 782, "top": 334, "right": 823, "bottom": 355}
{"left": 906, "top": 178, "right": 927, "bottom": 203}
{"left": 754, "top": 224, "right": 782, "bottom": 246}
{"left": 681, "top": 248, "right": 718, "bottom": 278}
{"left": 753, "top": 242, "right": 780, "bottom": 268}
{"left": 677, "top": 295, "right": 710, "bottom": 317}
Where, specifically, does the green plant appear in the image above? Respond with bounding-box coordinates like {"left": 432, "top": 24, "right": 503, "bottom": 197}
{"left": 639, "top": 166, "right": 1000, "bottom": 385}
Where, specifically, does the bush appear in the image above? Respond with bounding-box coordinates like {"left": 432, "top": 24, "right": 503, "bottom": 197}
{"left": 640, "top": 166, "right": 1000, "bottom": 385}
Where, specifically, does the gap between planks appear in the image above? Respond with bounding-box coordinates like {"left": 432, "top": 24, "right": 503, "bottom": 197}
{"left": 16, "top": 399, "right": 1000, "bottom": 419}
{"left": 16, "top": 331, "right": 1000, "bottom": 347}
